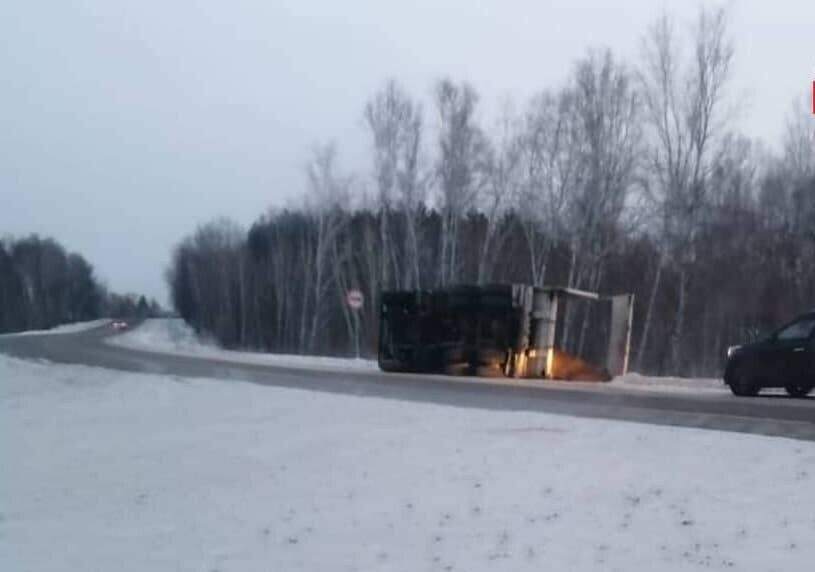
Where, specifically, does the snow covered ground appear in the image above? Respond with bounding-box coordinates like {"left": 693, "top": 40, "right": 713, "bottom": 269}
{"left": 612, "top": 372, "right": 725, "bottom": 393}
{"left": 108, "top": 318, "right": 378, "bottom": 372}
{"left": 2, "top": 355, "right": 814, "bottom": 572}
{"left": 0, "top": 318, "right": 111, "bottom": 338}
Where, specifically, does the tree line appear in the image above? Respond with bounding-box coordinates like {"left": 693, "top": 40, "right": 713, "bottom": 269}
{"left": 167, "top": 7, "right": 815, "bottom": 377}
{"left": 0, "top": 234, "right": 163, "bottom": 333}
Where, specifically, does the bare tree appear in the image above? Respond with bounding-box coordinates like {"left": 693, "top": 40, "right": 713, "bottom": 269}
{"left": 477, "top": 101, "right": 522, "bottom": 283}
{"left": 434, "top": 78, "right": 490, "bottom": 286}
{"left": 558, "top": 50, "right": 641, "bottom": 352}
{"left": 397, "top": 103, "right": 428, "bottom": 290}
{"left": 517, "top": 90, "right": 581, "bottom": 286}
{"left": 303, "top": 143, "right": 351, "bottom": 353}
{"left": 782, "top": 99, "right": 815, "bottom": 181}
{"left": 364, "top": 79, "right": 426, "bottom": 291}
{"left": 637, "top": 7, "right": 733, "bottom": 372}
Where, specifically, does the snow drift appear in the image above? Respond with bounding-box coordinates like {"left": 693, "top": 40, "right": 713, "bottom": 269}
{"left": 0, "top": 318, "right": 111, "bottom": 337}
{"left": 108, "top": 318, "right": 378, "bottom": 372}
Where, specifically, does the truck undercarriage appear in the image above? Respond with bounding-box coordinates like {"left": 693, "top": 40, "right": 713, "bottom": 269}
{"left": 378, "top": 284, "right": 634, "bottom": 381}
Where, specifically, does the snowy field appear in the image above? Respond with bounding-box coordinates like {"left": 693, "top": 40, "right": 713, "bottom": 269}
{"left": 108, "top": 318, "right": 378, "bottom": 372}
{"left": 2, "top": 355, "right": 814, "bottom": 571}
{"left": 0, "top": 318, "right": 111, "bottom": 338}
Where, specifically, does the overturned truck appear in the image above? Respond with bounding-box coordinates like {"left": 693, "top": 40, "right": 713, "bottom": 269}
{"left": 378, "top": 284, "right": 634, "bottom": 381}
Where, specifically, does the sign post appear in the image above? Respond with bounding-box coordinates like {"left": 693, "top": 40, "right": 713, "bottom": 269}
{"left": 346, "top": 289, "right": 364, "bottom": 358}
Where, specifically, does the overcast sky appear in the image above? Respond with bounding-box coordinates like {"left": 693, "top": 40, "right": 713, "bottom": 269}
{"left": 1, "top": 0, "right": 813, "bottom": 304}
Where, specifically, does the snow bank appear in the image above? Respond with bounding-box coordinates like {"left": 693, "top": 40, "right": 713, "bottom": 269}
{"left": 108, "top": 317, "right": 220, "bottom": 353}
{"left": 2, "top": 355, "right": 814, "bottom": 571}
{"left": 612, "top": 371, "right": 726, "bottom": 393}
{"left": 108, "top": 318, "right": 378, "bottom": 372}
{"left": 0, "top": 318, "right": 111, "bottom": 337}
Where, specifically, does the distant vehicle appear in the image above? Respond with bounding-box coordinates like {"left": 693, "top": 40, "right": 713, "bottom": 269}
{"left": 724, "top": 312, "right": 815, "bottom": 397}
{"left": 112, "top": 320, "right": 128, "bottom": 330}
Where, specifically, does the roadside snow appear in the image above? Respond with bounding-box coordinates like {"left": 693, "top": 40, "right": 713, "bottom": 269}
{"left": 612, "top": 372, "right": 726, "bottom": 394}
{"left": 108, "top": 318, "right": 377, "bottom": 372}
{"left": 0, "top": 319, "right": 111, "bottom": 338}
{"left": 2, "top": 356, "right": 814, "bottom": 572}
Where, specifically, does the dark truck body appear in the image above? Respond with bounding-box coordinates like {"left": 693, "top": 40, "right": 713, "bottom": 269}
{"left": 378, "top": 283, "right": 634, "bottom": 381}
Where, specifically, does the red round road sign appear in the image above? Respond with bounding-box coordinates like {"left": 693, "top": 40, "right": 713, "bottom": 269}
{"left": 346, "top": 289, "right": 364, "bottom": 309}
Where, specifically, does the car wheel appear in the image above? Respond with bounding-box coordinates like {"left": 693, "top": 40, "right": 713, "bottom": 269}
{"left": 728, "top": 362, "right": 760, "bottom": 397}
{"left": 784, "top": 383, "right": 813, "bottom": 398}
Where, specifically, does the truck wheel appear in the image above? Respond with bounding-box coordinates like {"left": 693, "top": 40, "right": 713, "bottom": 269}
{"left": 474, "top": 363, "right": 504, "bottom": 378}
{"left": 442, "top": 347, "right": 466, "bottom": 365}
{"left": 785, "top": 383, "right": 813, "bottom": 398}
{"left": 474, "top": 348, "right": 506, "bottom": 366}
{"left": 443, "top": 362, "right": 470, "bottom": 376}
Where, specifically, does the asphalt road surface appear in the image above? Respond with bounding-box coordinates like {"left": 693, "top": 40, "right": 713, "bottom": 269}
{"left": 2, "top": 324, "right": 814, "bottom": 441}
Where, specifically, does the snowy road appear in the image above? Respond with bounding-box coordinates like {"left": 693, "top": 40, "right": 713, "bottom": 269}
{"left": 0, "top": 322, "right": 814, "bottom": 440}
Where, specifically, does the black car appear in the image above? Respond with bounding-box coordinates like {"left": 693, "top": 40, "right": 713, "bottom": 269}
{"left": 724, "top": 312, "right": 815, "bottom": 397}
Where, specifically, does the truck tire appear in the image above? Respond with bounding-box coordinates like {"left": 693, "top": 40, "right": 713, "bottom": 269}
{"left": 474, "top": 363, "right": 504, "bottom": 378}
{"left": 442, "top": 347, "right": 466, "bottom": 365}
{"left": 473, "top": 348, "right": 505, "bottom": 366}
{"left": 443, "top": 362, "right": 470, "bottom": 376}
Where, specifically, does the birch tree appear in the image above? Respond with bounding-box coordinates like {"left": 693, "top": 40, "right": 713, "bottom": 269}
{"left": 364, "top": 80, "right": 426, "bottom": 291}
{"left": 517, "top": 90, "right": 581, "bottom": 286}
{"left": 304, "top": 143, "right": 351, "bottom": 353}
{"left": 559, "top": 50, "right": 641, "bottom": 352}
{"left": 434, "top": 78, "right": 490, "bottom": 286}
{"left": 477, "top": 103, "right": 522, "bottom": 284}
{"left": 637, "top": 7, "right": 733, "bottom": 372}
